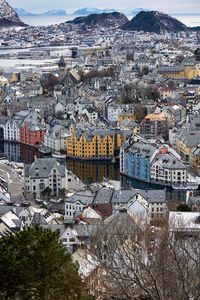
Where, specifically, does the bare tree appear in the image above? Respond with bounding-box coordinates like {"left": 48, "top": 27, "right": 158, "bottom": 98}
{"left": 85, "top": 213, "right": 200, "bottom": 300}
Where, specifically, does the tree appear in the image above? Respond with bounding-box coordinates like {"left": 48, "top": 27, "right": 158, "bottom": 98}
{"left": 0, "top": 224, "right": 93, "bottom": 300}
{"left": 176, "top": 203, "right": 192, "bottom": 212}
{"left": 58, "top": 188, "right": 66, "bottom": 199}
{"left": 135, "top": 105, "right": 147, "bottom": 122}
{"left": 41, "top": 186, "right": 52, "bottom": 200}
{"left": 88, "top": 216, "right": 200, "bottom": 300}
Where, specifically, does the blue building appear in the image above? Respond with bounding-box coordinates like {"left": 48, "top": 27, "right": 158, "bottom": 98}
{"left": 121, "top": 142, "right": 156, "bottom": 182}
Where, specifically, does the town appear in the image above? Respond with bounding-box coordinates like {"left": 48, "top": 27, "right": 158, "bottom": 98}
{"left": 0, "top": 2, "right": 200, "bottom": 299}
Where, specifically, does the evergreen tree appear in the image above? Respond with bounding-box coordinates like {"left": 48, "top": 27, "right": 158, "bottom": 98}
{"left": 0, "top": 224, "right": 93, "bottom": 300}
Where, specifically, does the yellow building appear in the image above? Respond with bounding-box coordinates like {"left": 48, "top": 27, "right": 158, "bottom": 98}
{"left": 10, "top": 73, "right": 19, "bottom": 83}
{"left": 190, "top": 146, "right": 200, "bottom": 175}
{"left": 67, "top": 130, "right": 115, "bottom": 159}
{"left": 158, "top": 50, "right": 200, "bottom": 81}
{"left": 117, "top": 113, "right": 136, "bottom": 125}
{"left": 176, "top": 131, "right": 200, "bottom": 162}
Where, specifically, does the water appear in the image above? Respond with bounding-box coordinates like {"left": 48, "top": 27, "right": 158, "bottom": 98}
{"left": 20, "top": 14, "right": 200, "bottom": 27}
{"left": 0, "top": 141, "right": 188, "bottom": 201}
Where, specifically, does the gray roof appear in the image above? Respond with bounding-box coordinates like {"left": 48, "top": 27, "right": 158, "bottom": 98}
{"left": 178, "top": 130, "right": 200, "bottom": 148}
{"left": 153, "top": 153, "right": 186, "bottom": 170}
{"left": 76, "top": 129, "right": 114, "bottom": 141}
{"left": 93, "top": 188, "right": 166, "bottom": 204}
{"left": 24, "top": 158, "right": 66, "bottom": 179}
{"left": 0, "top": 205, "right": 31, "bottom": 217}
{"left": 125, "top": 142, "right": 156, "bottom": 159}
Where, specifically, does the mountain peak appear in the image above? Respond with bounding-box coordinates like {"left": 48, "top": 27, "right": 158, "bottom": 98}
{"left": 122, "top": 10, "right": 187, "bottom": 33}
{"left": 67, "top": 11, "right": 128, "bottom": 28}
{"left": 0, "top": 0, "right": 26, "bottom": 28}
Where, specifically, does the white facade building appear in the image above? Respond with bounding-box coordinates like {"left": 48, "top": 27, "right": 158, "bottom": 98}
{"left": 64, "top": 200, "right": 86, "bottom": 220}
{"left": 24, "top": 157, "right": 68, "bottom": 197}
{"left": 82, "top": 106, "right": 98, "bottom": 123}
{"left": 44, "top": 125, "right": 71, "bottom": 151}
{"left": 107, "top": 105, "right": 122, "bottom": 122}
{"left": 3, "top": 119, "right": 22, "bottom": 141}
{"left": 151, "top": 152, "right": 187, "bottom": 185}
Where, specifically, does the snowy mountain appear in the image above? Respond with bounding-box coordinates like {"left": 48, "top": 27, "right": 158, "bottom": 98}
{"left": 71, "top": 7, "right": 150, "bottom": 16}
{"left": 72, "top": 7, "right": 116, "bottom": 16}
{"left": 14, "top": 8, "right": 68, "bottom": 17}
{"left": 0, "top": 0, "right": 26, "bottom": 27}
{"left": 14, "top": 8, "right": 35, "bottom": 16}
{"left": 40, "top": 10, "right": 67, "bottom": 16}
{"left": 122, "top": 8, "right": 150, "bottom": 16}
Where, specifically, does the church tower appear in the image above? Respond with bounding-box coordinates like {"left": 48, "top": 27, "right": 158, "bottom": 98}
{"left": 58, "top": 56, "right": 67, "bottom": 78}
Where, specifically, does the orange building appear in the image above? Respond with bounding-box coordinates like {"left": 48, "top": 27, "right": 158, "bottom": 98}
{"left": 19, "top": 122, "right": 46, "bottom": 146}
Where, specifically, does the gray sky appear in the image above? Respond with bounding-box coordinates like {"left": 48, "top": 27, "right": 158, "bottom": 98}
{"left": 7, "top": 0, "right": 200, "bottom": 14}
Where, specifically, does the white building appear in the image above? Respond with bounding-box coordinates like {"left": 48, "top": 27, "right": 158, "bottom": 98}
{"left": 151, "top": 151, "right": 187, "bottom": 185}
{"left": 24, "top": 157, "right": 68, "bottom": 197}
{"left": 82, "top": 106, "right": 98, "bottom": 123}
{"left": 3, "top": 119, "right": 22, "bottom": 141}
{"left": 64, "top": 200, "right": 86, "bottom": 220}
{"left": 107, "top": 105, "right": 122, "bottom": 122}
{"left": 44, "top": 125, "right": 72, "bottom": 152}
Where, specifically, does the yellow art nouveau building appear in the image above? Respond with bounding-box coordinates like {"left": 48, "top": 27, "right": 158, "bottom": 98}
{"left": 67, "top": 129, "right": 115, "bottom": 159}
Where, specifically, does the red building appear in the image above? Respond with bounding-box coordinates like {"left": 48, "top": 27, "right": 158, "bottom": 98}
{"left": 19, "top": 122, "right": 46, "bottom": 146}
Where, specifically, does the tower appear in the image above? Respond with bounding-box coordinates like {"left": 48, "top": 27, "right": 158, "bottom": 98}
{"left": 58, "top": 56, "right": 67, "bottom": 78}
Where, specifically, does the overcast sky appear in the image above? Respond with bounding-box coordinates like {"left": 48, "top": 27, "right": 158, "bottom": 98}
{"left": 7, "top": 0, "right": 200, "bottom": 14}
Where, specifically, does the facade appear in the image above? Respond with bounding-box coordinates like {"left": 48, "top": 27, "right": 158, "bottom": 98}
{"left": 158, "top": 50, "right": 200, "bottom": 81}
{"left": 20, "top": 121, "right": 46, "bottom": 146}
{"left": 24, "top": 157, "right": 67, "bottom": 197}
{"left": 67, "top": 129, "right": 115, "bottom": 159}
{"left": 190, "top": 146, "right": 200, "bottom": 175}
{"left": 176, "top": 130, "right": 200, "bottom": 162}
{"left": 140, "top": 113, "right": 168, "bottom": 137}
{"left": 151, "top": 150, "right": 187, "bottom": 185}
{"left": 107, "top": 105, "right": 122, "bottom": 122}
{"left": 44, "top": 125, "right": 72, "bottom": 152}
{"left": 3, "top": 119, "right": 22, "bottom": 141}
{"left": 82, "top": 106, "right": 98, "bottom": 123}
{"left": 117, "top": 111, "right": 136, "bottom": 124}
{"left": 120, "top": 142, "right": 157, "bottom": 182}
{"left": 65, "top": 200, "right": 86, "bottom": 220}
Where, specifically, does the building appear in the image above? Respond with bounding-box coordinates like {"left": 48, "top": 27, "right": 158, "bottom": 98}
{"left": 67, "top": 129, "right": 115, "bottom": 159}
{"left": 120, "top": 141, "right": 157, "bottom": 182}
{"left": 20, "top": 121, "right": 46, "bottom": 146}
{"left": 24, "top": 157, "right": 68, "bottom": 197}
{"left": 44, "top": 125, "right": 71, "bottom": 152}
{"left": 140, "top": 113, "right": 168, "bottom": 137}
{"left": 3, "top": 119, "right": 22, "bottom": 141}
{"left": 158, "top": 49, "right": 200, "bottom": 81}
{"left": 117, "top": 111, "right": 136, "bottom": 124}
{"left": 176, "top": 130, "right": 200, "bottom": 162}
{"left": 82, "top": 106, "right": 98, "bottom": 124}
{"left": 151, "top": 149, "right": 187, "bottom": 185}
{"left": 190, "top": 146, "right": 200, "bottom": 175}
{"left": 107, "top": 105, "right": 122, "bottom": 122}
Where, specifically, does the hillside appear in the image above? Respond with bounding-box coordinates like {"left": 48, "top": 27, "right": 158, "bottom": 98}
{"left": 122, "top": 11, "right": 187, "bottom": 33}
{"left": 67, "top": 12, "right": 128, "bottom": 28}
{"left": 0, "top": 0, "right": 26, "bottom": 28}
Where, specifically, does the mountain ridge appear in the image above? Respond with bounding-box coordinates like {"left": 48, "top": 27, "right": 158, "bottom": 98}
{"left": 0, "top": 0, "right": 26, "bottom": 28}
{"left": 122, "top": 11, "right": 187, "bottom": 33}
{"left": 66, "top": 12, "right": 128, "bottom": 28}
